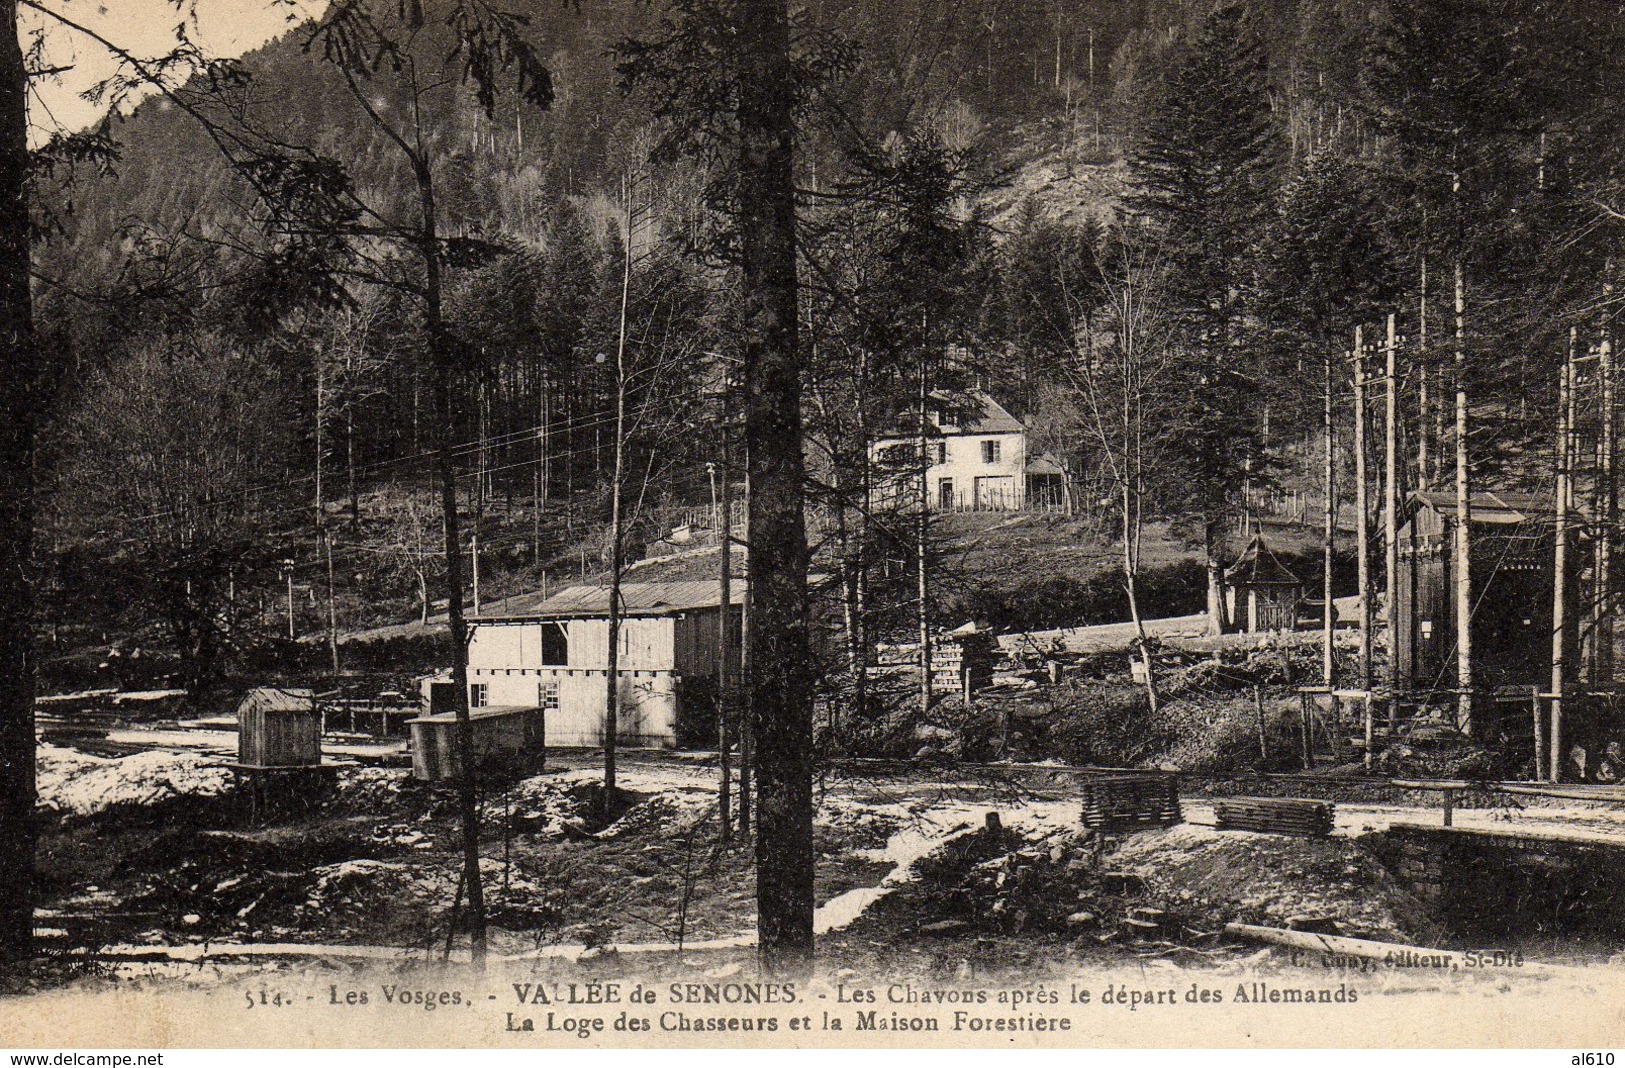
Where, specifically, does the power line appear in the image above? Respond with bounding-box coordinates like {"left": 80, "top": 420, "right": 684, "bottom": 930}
{"left": 114, "top": 398, "right": 686, "bottom": 526}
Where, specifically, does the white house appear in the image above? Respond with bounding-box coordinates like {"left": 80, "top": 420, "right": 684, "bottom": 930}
{"left": 423, "top": 580, "right": 743, "bottom": 749}
{"left": 869, "top": 389, "right": 1063, "bottom": 511}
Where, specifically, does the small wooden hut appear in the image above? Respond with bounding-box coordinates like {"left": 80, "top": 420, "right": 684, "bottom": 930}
{"left": 1224, "top": 534, "right": 1304, "bottom": 634}
{"left": 236, "top": 687, "right": 321, "bottom": 769}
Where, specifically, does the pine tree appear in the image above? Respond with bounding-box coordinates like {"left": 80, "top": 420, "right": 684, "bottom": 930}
{"left": 996, "top": 208, "right": 1104, "bottom": 412}
{"left": 1125, "top": 3, "right": 1282, "bottom": 633}
{"left": 1128, "top": 5, "right": 1278, "bottom": 332}
{"left": 1259, "top": 151, "right": 1400, "bottom": 403}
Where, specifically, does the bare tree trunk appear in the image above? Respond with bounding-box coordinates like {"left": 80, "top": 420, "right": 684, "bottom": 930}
{"left": 1120, "top": 304, "right": 1157, "bottom": 711}
{"left": 603, "top": 178, "right": 635, "bottom": 820}
{"left": 0, "top": 0, "right": 38, "bottom": 958}
{"left": 849, "top": 359, "right": 872, "bottom": 725}
{"left": 915, "top": 360, "right": 932, "bottom": 715}
{"left": 315, "top": 356, "right": 326, "bottom": 526}
{"left": 1204, "top": 518, "right": 1225, "bottom": 636}
{"left": 604, "top": 480, "right": 623, "bottom": 816}
{"left": 737, "top": 0, "right": 813, "bottom": 978}
{"left": 1453, "top": 260, "right": 1473, "bottom": 730}
{"left": 1123, "top": 480, "right": 1158, "bottom": 712}
{"left": 1353, "top": 327, "right": 1372, "bottom": 690}
{"left": 831, "top": 450, "right": 865, "bottom": 736}
{"left": 324, "top": 526, "right": 340, "bottom": 674}
{"left": 416, "top": 156, "right": 486, "bottom": 966}
{"left": 347, "top": 403, "right": 359, "bottom": 530}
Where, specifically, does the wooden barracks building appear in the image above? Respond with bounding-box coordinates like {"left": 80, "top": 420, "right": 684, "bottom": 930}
{"left": 422, "top": 580, "right": 743, "bottom": 750}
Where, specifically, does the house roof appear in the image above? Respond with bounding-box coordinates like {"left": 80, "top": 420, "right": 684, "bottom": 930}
{"left": 409, "top": 705, "right": 542, "bottom": 724}
{"left": 1025, "top": 454, "right": 1066, "bottom": 477}
{"left": 1224, "top": 534, "right": 1302, "bottom": 586}
{"left": 1408, "top": 490, "right": 1569, "bottom": 526}
{"left": 482, "top": 580, "right": 747, "bottom": 621}
{"left": 875, "top": 389, "right": 1025, "bottom": 439}
{"left": 237, "top": 687, "right": 316, "bottom": 714}
{"left": 941, "top": 390, "right": 1024, "bottom": 434}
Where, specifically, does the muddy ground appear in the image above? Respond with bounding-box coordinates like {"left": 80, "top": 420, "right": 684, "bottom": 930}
{"left": 21, "top": 743, "right": 1625, "bottom": 993}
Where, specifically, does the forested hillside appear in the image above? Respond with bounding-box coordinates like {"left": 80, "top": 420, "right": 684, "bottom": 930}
{"left": 26, "top": 0, "right": 1625, "bottom": 702}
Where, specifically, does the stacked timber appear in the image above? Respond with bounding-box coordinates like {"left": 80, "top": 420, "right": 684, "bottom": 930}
{"left": 930, "top": 625, "right": 999, "bottom": 692}
{"left": 1079, "top": 773, "right": 1182, "bottom": 832}
{"left": 1214, "top": 796, "right": 1335, "bottom": 837}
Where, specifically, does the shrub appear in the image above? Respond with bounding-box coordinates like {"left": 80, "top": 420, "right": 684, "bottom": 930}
{"left": 1038, "top": 680, "right": 1163, "bottom": 767}
{"left": 936, "top": 559, "right": 1209, "bottom": 635}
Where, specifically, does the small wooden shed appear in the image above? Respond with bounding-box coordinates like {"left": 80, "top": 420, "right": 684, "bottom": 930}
{"left": 409, "top": 705, "right": 546, "bottom": 781}
{"left": 237, "top": 687, "right": 321, "bottom": 769}
{"left": 1224, "top": 534, "right": 1304, "bottom": 633}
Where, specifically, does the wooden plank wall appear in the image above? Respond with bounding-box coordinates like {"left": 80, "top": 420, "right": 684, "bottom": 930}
{"left": 566, "top": 617, "right": 675, "bottom": 670}
{"left": 410, "top": 707, "right": 545, "bottom": 780}
{"left": 238, "top": 707, "right": 322, "bottom": 768}
{"left": 671, "top": 607, "right": 741, "bottom": 680}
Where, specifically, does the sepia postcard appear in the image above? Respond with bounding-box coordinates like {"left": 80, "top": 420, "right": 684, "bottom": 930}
{"left": 1, "top": 0, "right": 1623, "bottom": 1051}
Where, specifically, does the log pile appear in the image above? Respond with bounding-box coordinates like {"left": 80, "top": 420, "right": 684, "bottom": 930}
{"left": 1214, "top": 796, "right": 1335, "bottom": 837}
{"left": 1079, "top": 773, "right": 1182, "bottom": 832}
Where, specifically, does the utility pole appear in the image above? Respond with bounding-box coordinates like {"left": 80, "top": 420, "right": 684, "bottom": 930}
{"left": 1353, "top": 326, "right": 1372, "bottom": 691}
{"left": 283, "top": 559, "right": 296, "bottom": 640}
{"left": 1417, "top": 259, "right": 1430, "bottom": 486}
{"left": 602, "top": 169, "right": 637, "bottom": 822}
{"left": 1382, "top": 313, "right": 1400, "bottom": 769}
{"left": 1595, "top": 273, "right": 1616, "bottom": 688}
{"left": 1323, "top": 345, "right": 1336, "bottom": 687}
{"left": 711, "top": 451, "right": 734, "bottom": 842}
{"left": 1551, "top": 328, "right": 1576, "bottom": 783}
{"left": 738, "top": 468, "right": 752, "bottom": 838}
{"left": 533, "top": 378, "right": 546, "bottom": 566}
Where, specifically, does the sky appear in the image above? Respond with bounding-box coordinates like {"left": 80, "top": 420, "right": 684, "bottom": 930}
{"left": 23, "top": 0, "right": 326, "bottom": 140}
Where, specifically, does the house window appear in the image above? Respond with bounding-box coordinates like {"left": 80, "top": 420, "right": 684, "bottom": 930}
{"left": 469, "top": 683, "right": 488, "bottom": 708}
{"left": 540, "top": 621, "right": 568, "bottom": 666}
{"left": 538, "top": 681, "right": 560, "bottom": 712}
{"left": 982, "top": 439, "right": 1001, "bottom": 464}
{"left": 880, "top": 443, "right": 914, "bottom": 466}
{"left": 930, "top": 441, "right": 947, "bottom": 465}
